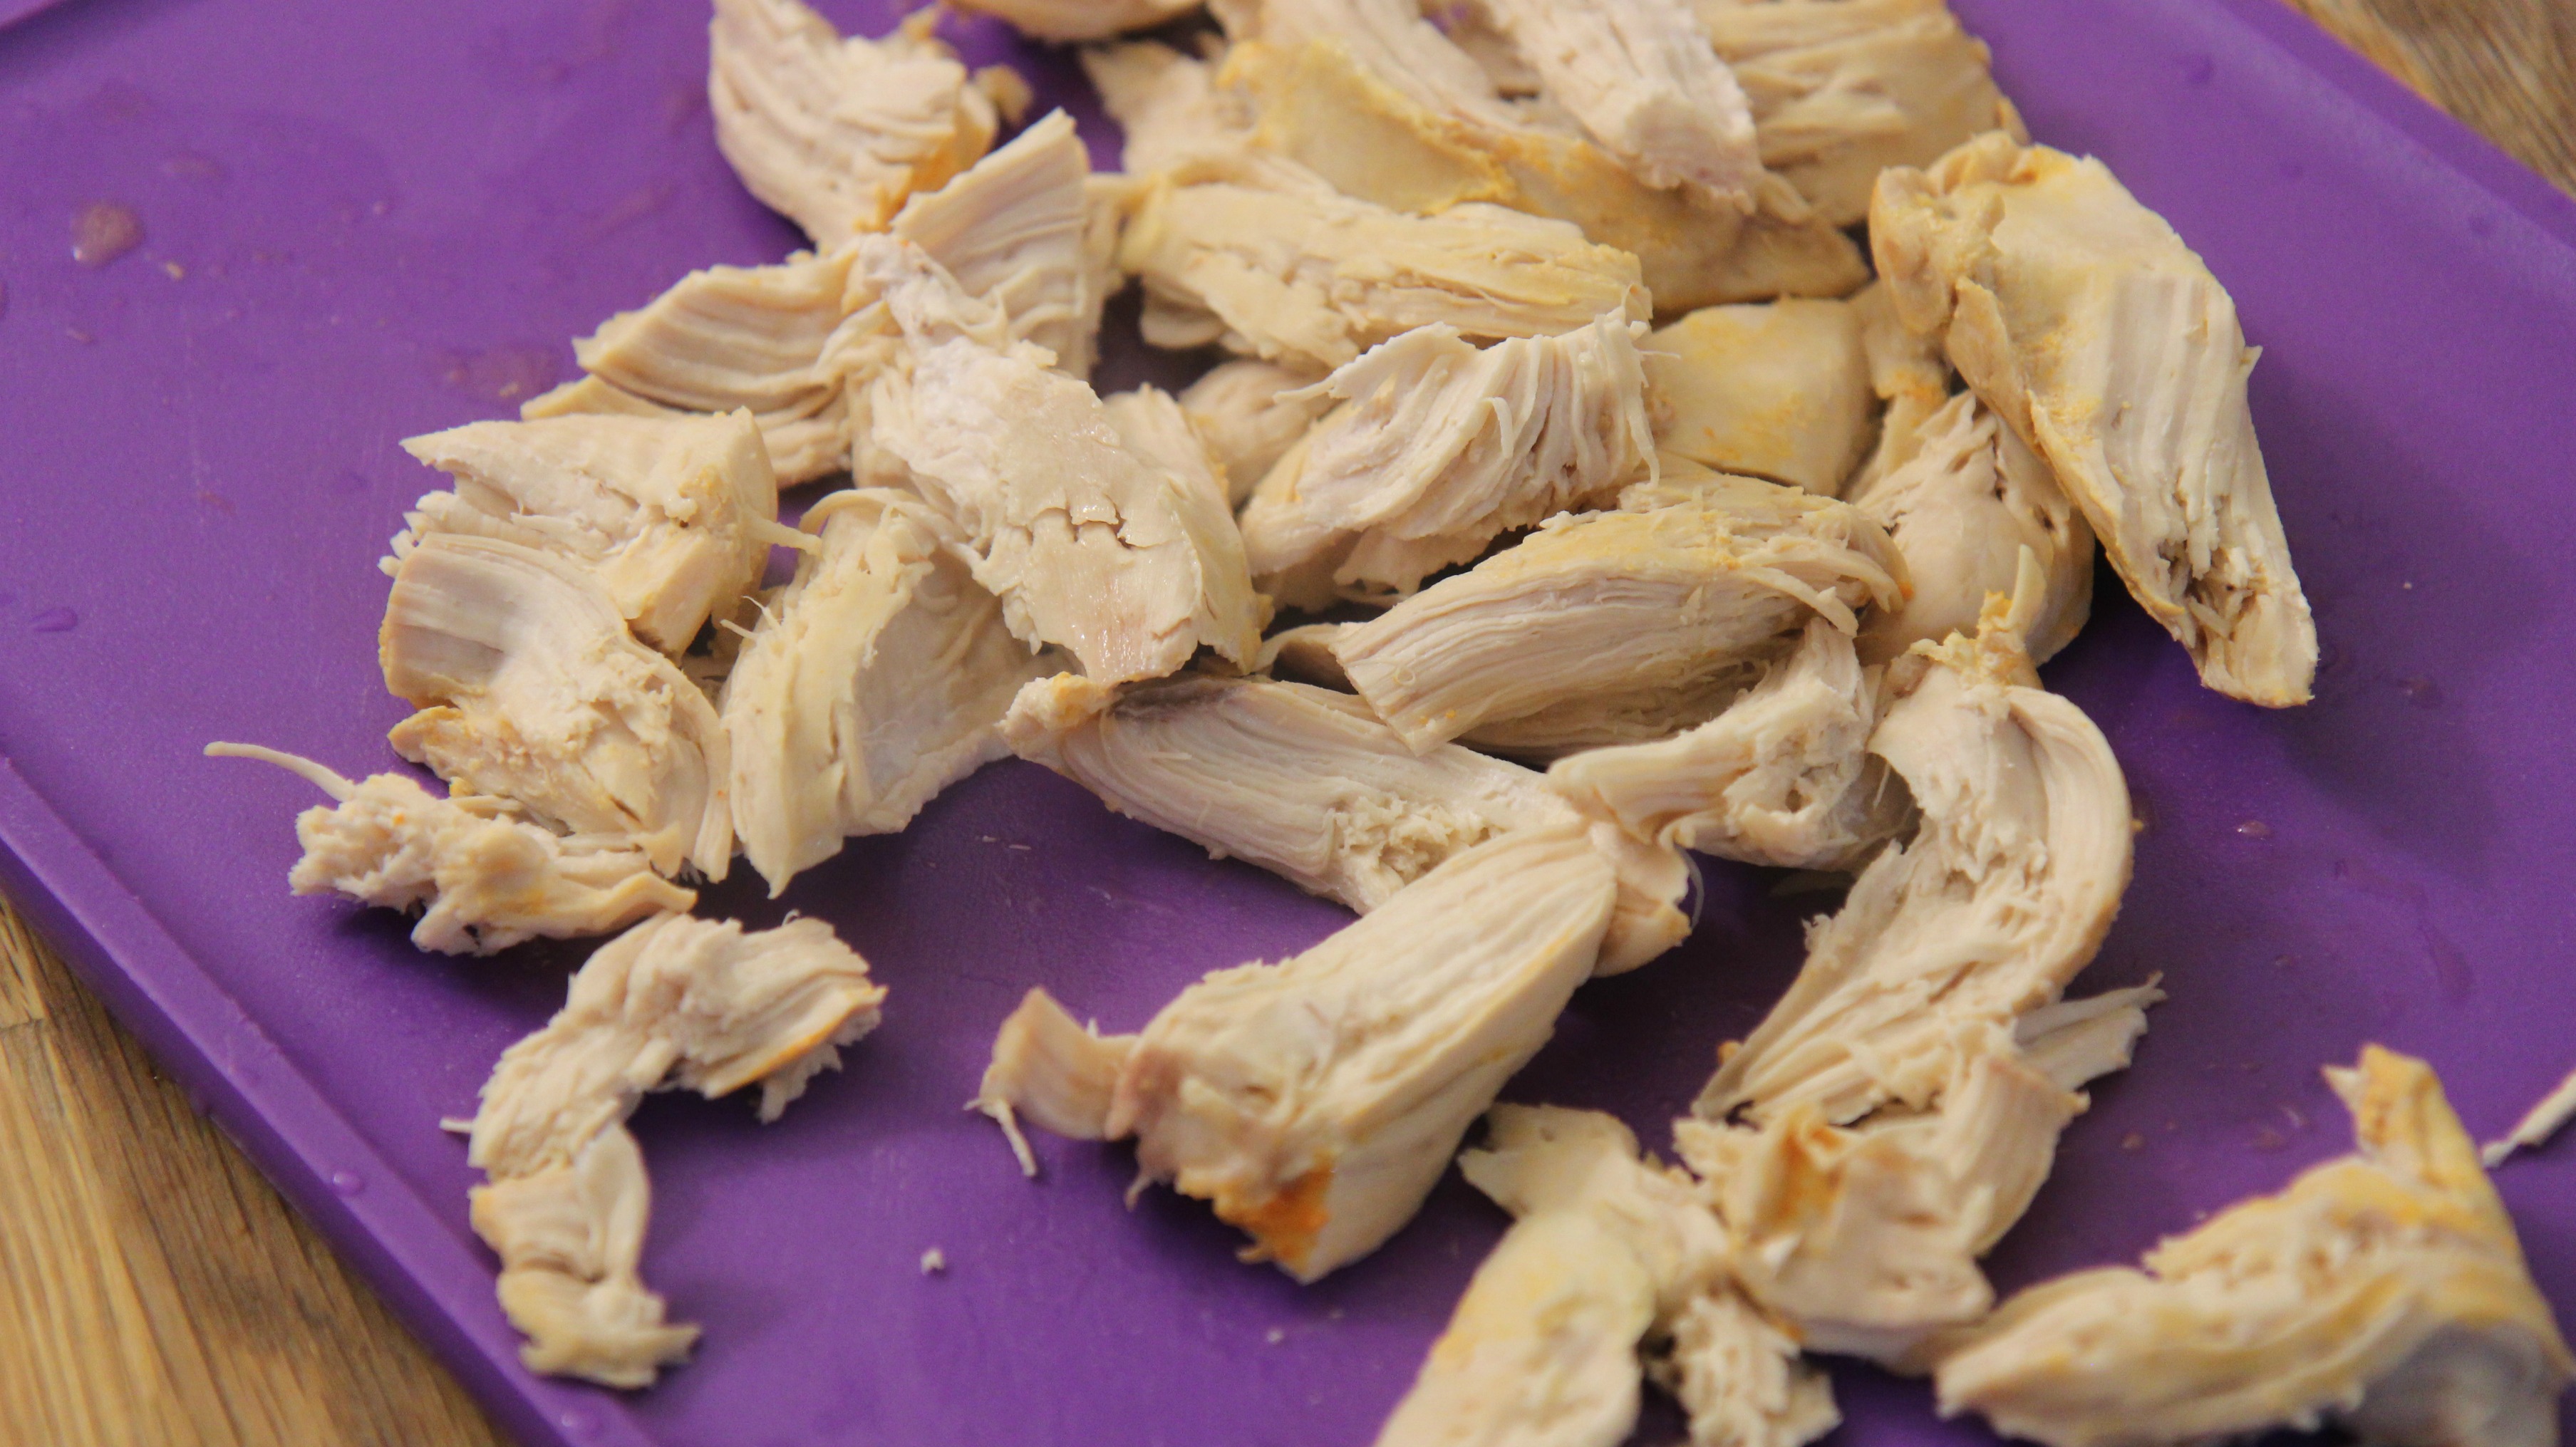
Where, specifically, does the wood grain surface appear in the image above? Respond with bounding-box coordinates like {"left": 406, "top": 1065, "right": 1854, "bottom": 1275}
{"left": 1, "top": 4, "right": 2567, "bottom": 1445}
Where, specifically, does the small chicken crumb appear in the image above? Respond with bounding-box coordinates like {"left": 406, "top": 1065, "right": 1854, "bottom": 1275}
{"left": 921, "top": 1248, "right": 947, "bottom": 1275}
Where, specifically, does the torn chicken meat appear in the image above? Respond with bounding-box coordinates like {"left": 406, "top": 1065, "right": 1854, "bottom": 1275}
{"left": 467, "top": 912, "right": 884, "bottom": 1386}
{"left": 1083, "top": 40, "right": 1261, "bottom": 174}
{"left": 1477, "top": 0, "right": 1763, "bottom": 204}
{"left": 1238, "top": 313, "right": 1655, "bottom": 607}
{"left": 1100, "top": 383, "right": 1238, "bottom": 535}
{"left": 1847, "top": 278, "right": 1953, "bottom": 493}
{"left": 722, "top": 488, "right": 1055, "bottom": 895}
{"left": 206, "top": 744, "right": 695, "bottom": 955}
{"left": 381, "top": 535, "right": 733, "bottom": 879}
{"left": 976, "top": 824, "right": 1615, "bottom": 1280}
{"left": 1645, "top": 298, "right": 1874, "bottom": 497}
{"left": 708, "top": 0, "right": 995, "bottom": 244}
{"left": 889, "top": 109, "right": 1105, "bottom": 378}
{"left": 1936, "top": 1046, "right": 2574, "bottom": 1447}
{"left": 1332, "top": 476, "right": 1904, "bottom": 753}
{"left": 1695, "top": 0, "right": 2022, "bottom": 227}
{"left": 953, "top": 0, "right": 1201, "bottom": 43}
{"left": 2486, "top": 1065, "right": 2576, "bottom": 1168}
{"left": 1873, "top": 133, "right": 2317, "bottom": 705}
{"left": 1179, "top": 357, "right": 1333, "bottom": 506}
{"left": 388, "top": 410, "right": 787, "bottom": 654}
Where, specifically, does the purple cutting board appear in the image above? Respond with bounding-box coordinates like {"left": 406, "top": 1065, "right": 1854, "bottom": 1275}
{"left": 2, "top": 1, "right": 2572, "bottom": 1443}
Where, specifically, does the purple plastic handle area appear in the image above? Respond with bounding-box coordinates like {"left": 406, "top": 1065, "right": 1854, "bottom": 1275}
{"left": 1, "top": 1, "right": 2572, "bottom": 1444}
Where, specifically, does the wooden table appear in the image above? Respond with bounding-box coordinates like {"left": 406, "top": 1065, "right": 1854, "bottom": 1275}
{"left": 3, "top": 4, "right": 2569, "bottom": 1443}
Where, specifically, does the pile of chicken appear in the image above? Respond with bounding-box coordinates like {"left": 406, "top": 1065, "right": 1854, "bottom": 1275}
{"left": 207, "top": 0, "right": 2572, "bottom": 1436}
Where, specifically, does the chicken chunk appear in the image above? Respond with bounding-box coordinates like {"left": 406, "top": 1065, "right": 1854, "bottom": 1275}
{"left": 388, "top": 411, "right": 785, "bottom": 655}
{"left": 1548, "top": 616, "right": 1907, "bottom": 871}
{"left": 708, "top": 0, "right": 995, "bottom": 244}
{"left": 1000, "top": 672, "right": 1690, "bottom": 973}
{"left": 1332, "top": 477, "right": 1903, "bottom": 753}
{"left": 1083, "top": 40, "right": 1261, "bottom": 174}
{"left": 889, "top": 110, "right": 1105, "bottom": 378}
{"left": 1873, "top": 133, "right": 2317, "bottom": 705}
{"left": 1239, "top": 314, "right": 1654, "bottom": 606}
{"left": 205, "top": 744, "right": 695, "bottom": 955}
{"left": 953, "top": 0, "right": 1201, "bottom": 43}
{"left": 1695, "top": 0, "right": 2021, "bottom": 227}
{"left": 1100, "top": 383, "right": 1236, "bottom": 531}
{"left": 381, "top": 535, "right": 733, "bottom": 880}
{"left": 976, "top": 824, "right": 1615, "bottom": 1280}
{"left": 466, "top": 913, "right": 884, "bottom": 1385}
{"left": 1179, "top": 358, "right": 1332, "bottom": 505}
{"left": 1476, "top": 0, "right": 1763, "bottom": 204}
{"left": 722, "top": 489, "right": 1056, "bottom": 895}
{"left": 1846, "top": 278, "right": 1953, "bottom": 492}
{"left": 1847, "top": 390, "right": 2092, "bottom": 663}
{"left": 1645, "top": 299, "right": 1873, "bottom": 497}
{"left": 1935, "top": 1047, "right": 2575, "bottom": 1447}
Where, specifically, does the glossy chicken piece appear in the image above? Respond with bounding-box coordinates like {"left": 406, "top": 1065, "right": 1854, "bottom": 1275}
{"left": 389, "top": 410, "right": 786, "bottom": 655}
{"left": 1936, "top": 1047, "right": 2575, "bottom": 1447}
{"left": 381, "top": 536, "right": 733, "bottom": 880}
{"left": 976, "top": 825, "right": 1615, "bottom": 1280}
{"left": 1646, "top": 299, "right": 1873, "bottom": 497}
{"left": 722, "top": 489, "right": 1055, "bottom": 895}
{"left": 952, "top": 0, "right": 1200, "bottom": 42}
{"left": 1847, "top": 391, "right": 2092, "bottom": 664}
{"left": 206, "top": 744, "right": 695, "bottom": 955}
{"left": 1477, "top": 0, "right": 1762, "bottom": 204}
{"left": 1694, "top": 0, "right": 2020, "bottom": 227}
{"left": 889, "top": 110, "right": 1105, "bottom": 378}
{"left": 1873, "top": 133, "right": 2317, "bottom": 706}
{"left": 708, "top": 0, "right": 995, "bottom": 244}
{"left": 466, "top": 913, "right": 884, "bottom": 1386}
{"left": 1332, "top": 476, "right": 1903, "bottom": 753}
{"left": 1239, "top": 314, "right": 1654, "bottom": 606}
{"left": 1179, "top": 357, "right": 1332, "bottom": 505}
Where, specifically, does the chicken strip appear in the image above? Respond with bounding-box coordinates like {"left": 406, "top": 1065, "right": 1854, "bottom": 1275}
{"left": 381, "top": 535, "right": 733, "bottom": 880}
{"left": 205, "top": 744, "right": 695, "bottom": 955}
{"left": 889, "top": 110, "right": 1105, "bottom": 378}
{"left": 953, "top": 0, "right": 1201, "bottom": 43}
{"left": 1477, "top": 0, "right": 1763, "bottom": 204}
{"left": 1332, "top": 477, "right": 1904, "bottom": 753}
{"left": 387, "top": 410, "right": 787, "bottom": 655}
{"left": 1179, "top": 357, "right": 1332, "bottom": 505}
{"left": 1695, "top": 0, "right": 2020, "bottom": 227}
{"left": 1239, "top": 314, "right": 1654, "bottom": 607}
{"left": 1848, "top": 390, "right": 2094, "bottom": 665}
{"left": 1645, "top": 299, "right": 1873, "bottom": 497}
{"left": 467, "top": 912, "right": 884, "bottom": 1386}
{"left": 1873, "top": 133, "right": 2317, "bottom": 706}
{"left": 1935, "top": 1047, "right": 2575, "bottom": 1447}
{"left": 1001, "top": 672, "right": 1690, "bottom": 973}
{"left": 708, "top": 0, "right": 995, "bottom": 244}
{"left": 722, "top": 489, "right": 1056, "bottom": 895}
{"left": 976, "top": 824, "right": 1615, "bottom": 1280}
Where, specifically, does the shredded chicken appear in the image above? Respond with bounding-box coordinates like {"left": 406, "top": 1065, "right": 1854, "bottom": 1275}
{"left": 1935, "top": 1047, "right": 2575, "bottom": 1447}
{"left": 1084, "top": 40, "right": 1263, "bottom": 175}
{"left": 708, "top": 0, "right": 995, "bottom": 244}
{"left": 467, "top": 913, "right": 884, "bottom": 1386}
{"left": 975, "top": 824, "right": 1615, "bottom": 1280}
{"left": 1179, "top": 358, "right": 1333, "bottom": 505}
{"left": 205, "top": 744, "right": 695, "bottom": 955}
{"left": 1100, "top": 384, "right": 1236, "bottom": 534}
{"left": 889, "top": 110, "right": 1105, "bottom": 378}
{"left": 1874, "top": 133, "right": 2317, "bottom": 706}
{"left": 722, "top": 489, "right": 1055, "bottom": 895}
{"left": 1645, "top": 298, "right": 1873, "bottom": 497}
{"left": 953, "top": 0, "right": 1201, "bottom": 43}
{"left": 1695, "top": 0, "right": 2022, "bottom": 227}
{"left": 1239, "top": 314, "right": 1655, "bottom": 607}
{"left": 1846, "top": 278, "right": 1953, "bottom": 493}
{"left": 2486, "top": 1065, "right": 2576, "bottom": 1168}
{"left": 387, "top": 410, "right": 787, "bottom": 655}
{"left": 381, "top": 535, "right": 733, "bottom": 880}
{"left": 1331, "top": 476, "right": 1903, "bottom": 754}
{"left": 1478, "top": 0, "right": 1762, "bottom": 204}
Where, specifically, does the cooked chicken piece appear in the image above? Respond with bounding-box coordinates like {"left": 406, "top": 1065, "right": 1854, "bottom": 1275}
{"left": 1332, "top": 477, "right": 1903, "bottom": 753}
{"left": 1658, "top": 1285, "right": 1844, "bottom": 1447}
{"left": 890, "top": 110, "right": 1105, "bottom": 378}
{"left": 1645, "top": 299, "right": 1873, "bottom": 497}
{"left": 953, "top": 0, "right": 1201, "bottom": 43}
{"left": 1549, "top": 617, "right": 1906, "bottom": 871}
{"left": 205, "top": 744, "right": 695, "bottom": 955}
{"left": 1100, "top": 384, "right": 1236, "bottom": 534}
{"left": 1846, "top": 278, "right": 1954, "bottom": 494}
{"left": 465, "top": 913, "right": 880, "bottom": 1384}
{"left": 1001, "top": 672, "right": 1689, "bottom": 973}
{"left": 387, "top": 411, "right": 786, "bottom": 655}
{"left": 858, "top": 244, "right": 1262, "bottom": 681}
{"left": 1935, "top": 1047, "right": 2575, "bottom": 1447}
{"left": 976, "top": 824, "right": 1615, "bottom": 1280}
{"left": 1253, "top": 620, "right": 1356, "bottom": 689}
{"left": 1084, "top": 40, "right": 1261, "bottom": 174}
{"left": 1462, "top": 670, "right": 1752, "bottom": 762}
{"left": 1695, "top": 571, "right": 2131, "bottom": 1126}
{"left": 1476, "top": 0, "right": 1762, "bottom": 205}
{"left": 722, "top": 489, "right": 1055, "bottom": 895}
{"left": 1695, "top": 0, "right": 2021, "bottom": 227}
{"left": 1179, "top": 358, "right": 1331, "bottom": 506}
{"left": 1874, "top": 133, "right": 2318, "bottom": 706}
{"left": 1118, "top": 158, "right": 1651, "bottom": 371}
{"left": 526, "top": 249, "right": 854, "bottom": 485}
{"left": 708, "top": 0, "right": 995, "bottom": 244}
{"left": 1848, "top": 391, "right": 2092, "bottom": 664}
{"left": 1239, "top": 314, "right": 1653, "bottom": 606}
{"left": 381, "top": 536, "right": 733, "bottom": 880}
{"left": 2486, "top": 1065, "right": 2576, "bottom": 1167}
